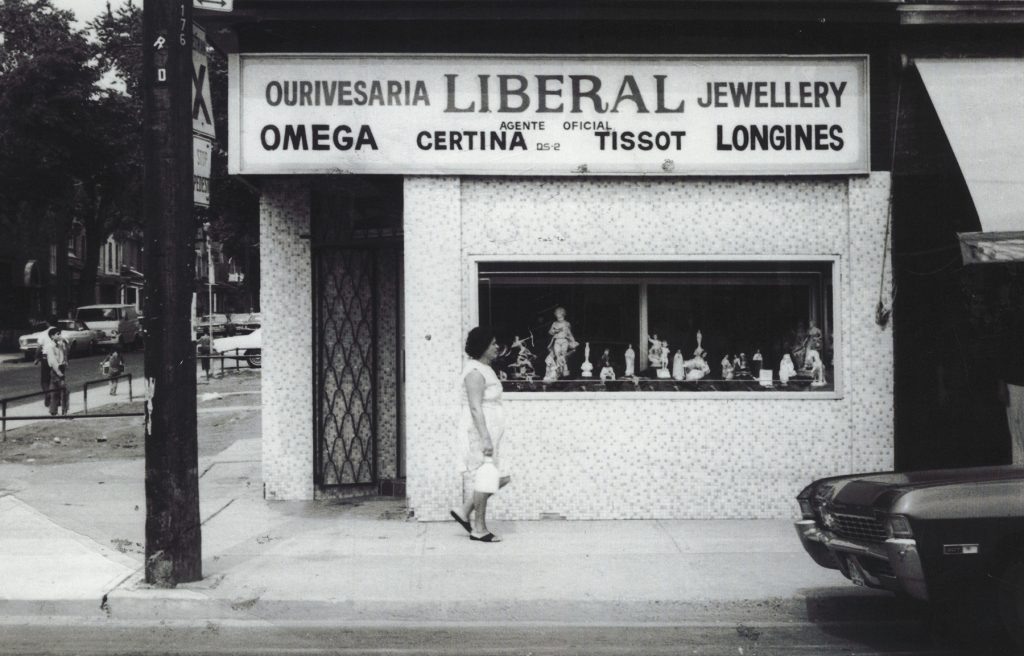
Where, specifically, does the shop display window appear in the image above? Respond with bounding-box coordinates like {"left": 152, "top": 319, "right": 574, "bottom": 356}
{"left": 477, "top": 260, "right": 836, "bottom": 394}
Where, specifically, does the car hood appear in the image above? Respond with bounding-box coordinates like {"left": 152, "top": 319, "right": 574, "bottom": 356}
{"left": 831, "top": 465, "right": 1024, "bottom": 508}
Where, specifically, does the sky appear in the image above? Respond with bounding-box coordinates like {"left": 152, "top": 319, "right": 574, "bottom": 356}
{"left": 52, "top": 0, "right": 130, "bottom": 29}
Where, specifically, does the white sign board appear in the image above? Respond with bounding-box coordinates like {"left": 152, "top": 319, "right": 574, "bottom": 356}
{"left": 192, "top": 25, "right": 215, "bottom": 139}
{"left": 194, "top": 0, "right": 233, "bottom": 12}
{"left": 194, "top": 136, "right": 212, "bottom": 207}
{"left": 230, "top": 54, "right": 869, "bottom": 176}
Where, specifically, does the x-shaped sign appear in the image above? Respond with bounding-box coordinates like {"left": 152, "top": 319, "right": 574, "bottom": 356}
{"left": 192, "top": 63, "right": 211, "bottom": 124}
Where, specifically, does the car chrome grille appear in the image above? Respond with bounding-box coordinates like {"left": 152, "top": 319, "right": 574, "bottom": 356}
{"left": 832, "top": 512, "right": 887, "bottom": 543}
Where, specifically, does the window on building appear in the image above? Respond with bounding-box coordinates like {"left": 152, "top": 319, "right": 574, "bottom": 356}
{"left": 49, "top": 244, "right": 57, "bottom": 275}
{"left": 477, "top": 260, "right": 836, "bottom": 394}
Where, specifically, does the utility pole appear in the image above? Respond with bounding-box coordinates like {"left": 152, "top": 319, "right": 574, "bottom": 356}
{"left": 142, "top": 0, "right": 202, "bottom": 584}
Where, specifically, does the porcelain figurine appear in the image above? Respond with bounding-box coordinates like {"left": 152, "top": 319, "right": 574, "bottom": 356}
{"left": 657, "top": 341, "right": 672, "bottom": 378}
{"left": 647, "top": 334, "right": 663, "bottom": 369}
{"left": 599, "top": 348, "right": 615, "bottom": 381}
{"left": 547, "top": 306, "right": 578, "bottom": 379}
{"left": 581, "top": 342, "right": 594, "bottom": 378}
{"left": 805, "top": 347, "right": 827, "bottom": 387}
{"left": 510, "top": 332, "right": 536, "bottom": 379}
{"left": 684, "top": 352, "right": 710, "bottom": 381}
{"left": 779, "top": 353, "right": 796, "bottom": 384}
{"left": 624, "top": 344, "right": 636, "bottom": 377}
{"left": 807, "top": 320, "right": 824, "bottom": 352}
{"left": 543, "top": 351, "right": 559, "bottom": 382}
{"left": 721, "top": 355, "right": 734, "bottom": 380}
{"left": 672, "top": 350, "right": 685, "bottom": 380}
{"left": 752, "top": 349, "right": 763, "bottom": 376}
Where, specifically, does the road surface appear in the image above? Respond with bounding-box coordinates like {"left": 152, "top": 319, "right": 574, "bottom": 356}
{"left": 0, "top": 351, "right": 145, "bottom": 403}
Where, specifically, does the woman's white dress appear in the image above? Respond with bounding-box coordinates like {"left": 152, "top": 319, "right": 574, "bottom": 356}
{"left": 460, "top": 359, "right": 506, "bottom": 476}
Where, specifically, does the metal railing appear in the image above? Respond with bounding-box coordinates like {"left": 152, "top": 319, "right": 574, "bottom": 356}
{"left": 83, "top": 373, "right": 134, "bottom": 414}
{"left": 197, "top": 349, "right": 258, "bottom": 378}
{"left": 1, "top": 374, "right": 143, "bottom": 442}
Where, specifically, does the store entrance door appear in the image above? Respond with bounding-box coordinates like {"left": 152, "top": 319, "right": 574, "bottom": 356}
{"left": 312, "top": 180, "right": 404, "bottom": 495}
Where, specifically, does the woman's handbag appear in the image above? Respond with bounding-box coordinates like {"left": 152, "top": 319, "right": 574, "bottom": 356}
{"left": 474, "top": 457, "right": 501, "bottom": 494}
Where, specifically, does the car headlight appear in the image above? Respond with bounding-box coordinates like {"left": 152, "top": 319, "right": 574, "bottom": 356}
{"left": 798, "top": 498, "right": 815, "bottom": 519}
{"left": 884, "top": 515, "right": 914, "bottom": 539}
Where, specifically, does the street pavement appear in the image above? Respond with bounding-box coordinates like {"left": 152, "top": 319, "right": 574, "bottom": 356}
{"left": 0, "top": 367, "right": 1007, "bottom": 654}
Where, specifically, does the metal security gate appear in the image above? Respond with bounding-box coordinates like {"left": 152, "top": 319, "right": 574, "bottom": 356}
{"left": 314, "top": 247, "right": 379, "bottom": 488}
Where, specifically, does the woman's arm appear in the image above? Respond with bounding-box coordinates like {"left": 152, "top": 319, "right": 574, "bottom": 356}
{"left": 464, "top": 370, "right": 493, "bottom": 456}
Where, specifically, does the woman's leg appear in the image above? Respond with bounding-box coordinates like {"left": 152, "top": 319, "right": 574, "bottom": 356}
{"left": 471, "top": 491, "right": 491, "bottom": 535}
{"left": 459, "top": 495, "right": 475, "bottom": 523}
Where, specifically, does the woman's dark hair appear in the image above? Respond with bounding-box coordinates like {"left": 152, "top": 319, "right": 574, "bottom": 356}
{"left": 465, "top": 326, "right": 496, "bottom": 359}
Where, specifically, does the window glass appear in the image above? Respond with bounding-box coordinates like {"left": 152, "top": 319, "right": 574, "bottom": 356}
{"left": 478, "top": 260, "right": 834, "bottom": 393}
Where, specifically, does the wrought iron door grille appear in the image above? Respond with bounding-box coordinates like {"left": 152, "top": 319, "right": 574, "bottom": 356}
{"left": 315, "top": 248, "right": 378, "bottom": 487}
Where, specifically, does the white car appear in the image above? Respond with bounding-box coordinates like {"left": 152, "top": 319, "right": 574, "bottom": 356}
{"left": 212, "top": 328, "right": 262, "bottom": 368}
{"left": 19, "top": 320, "right": 102, "bottom": 360}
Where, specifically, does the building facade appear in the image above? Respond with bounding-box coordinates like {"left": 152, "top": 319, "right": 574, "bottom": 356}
{"left": 204, "top": 0, "right": 1024, "bottom": 520}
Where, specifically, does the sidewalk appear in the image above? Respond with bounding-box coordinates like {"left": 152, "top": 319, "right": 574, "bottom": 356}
{"left": 0, "top": 435, "right": 890, "bottom": 626}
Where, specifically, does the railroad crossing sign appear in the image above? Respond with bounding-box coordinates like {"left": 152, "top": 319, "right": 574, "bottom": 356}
{"left": 191, "top": 24, "right": 215, "bottom": 140}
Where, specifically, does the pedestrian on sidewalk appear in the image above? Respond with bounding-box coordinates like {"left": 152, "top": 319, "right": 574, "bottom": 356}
{"left": 42, "top": 327, "right": 69, "bottom": 416}
{"left": 197, "top": 332, "right": 212, "bottom": 380}
{"left": 102, "top": 348, "right": 125, "bottom": 395}
{"left": 451, "top": 327, "right": 511, "bottom": 543}
{"left": 34, "top": 315, "right": 60, "bottom": 407}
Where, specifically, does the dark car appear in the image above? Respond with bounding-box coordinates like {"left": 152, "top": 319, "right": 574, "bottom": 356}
{"left": 795, "top": 465, "right": 1024, "bottom": 645}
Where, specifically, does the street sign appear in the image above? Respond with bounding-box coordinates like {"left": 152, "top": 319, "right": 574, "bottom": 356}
{"left": 191, "top": 24, "right": 215, "bottom": 139}
{"left": 194, "top": 136, "right": 212, "bottom": 207}
{"left": 194, "top": 0, "right": 233, "bottom": 13}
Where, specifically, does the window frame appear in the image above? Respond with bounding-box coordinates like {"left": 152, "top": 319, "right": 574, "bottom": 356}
{"left": 469, "top": 254, "right": 843, "bottom": 400}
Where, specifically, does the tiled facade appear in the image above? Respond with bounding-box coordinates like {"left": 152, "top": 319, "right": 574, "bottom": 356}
{"left": 261, "top": 174, "right": 894, "bottom": 520}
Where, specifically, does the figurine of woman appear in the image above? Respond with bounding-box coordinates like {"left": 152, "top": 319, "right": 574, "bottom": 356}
{"left": 805, "top": 347, "right": 827, "bottom": 387}
{"left": 807, "top": 320, "right": 824, "bottom": 353}
{"left": 547, "top": 306, "right": 578, "bottom": 379}
{"left": 738, "top": 352, "right": 748, "bottom": 372}
{"left": 684, "top": 351, "right": 710, "bottom": 381}
{"left": 599, "top": 348, "right": 615, "bottom": 381}
{"left": 779, "top": 353, "right": 796, "bottom": 384}
{"left": 672, "top": 349, "right": 685, "bottom": 380}
{"left": 657, "top": 341, "right": 671, "bottom": 378}
{"left": 618, "top": 343, "right": 634, "bottom": 372}
{"left": 624, "top": 344, "right": 636, "bottom": 377}
{"left": 543, "top": 351, "right": 558, "bottom": 382}
{"left": 581, "top": 342, "right": 594, "bottom": 378}
{"left": 721, "top": 355, "right": 734, "bottom": 380}
{"left": 647, "top": 334, "right": 663, "bottom": 369}
{"left": 752, "top": 349, "right": 763, "bottom": 376}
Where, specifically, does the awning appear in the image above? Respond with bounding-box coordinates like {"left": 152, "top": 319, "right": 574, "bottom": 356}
{"left": 916, "top": 59, "right": 1024, "bottom": 242}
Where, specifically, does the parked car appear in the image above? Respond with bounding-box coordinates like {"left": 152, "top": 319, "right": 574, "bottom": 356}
{"left": 18, "top": 320, "right": 102, "bottom": 360}
{"left": 195, "top": 313, "right": 235, "bottom": 338}
{"left": 76, "top": 304, "right": 142, "bottom": 350}
{"left": 212, "top": 328, "right": 261, "bottom": 368}
{"left": 234, "top": 312, "right": 262, "bottom": 334}
{"left": 795, "top": 465, "right": 1024, "bottom": 645}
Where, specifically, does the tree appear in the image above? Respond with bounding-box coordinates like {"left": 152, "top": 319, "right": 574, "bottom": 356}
{"left": 0, "top": 0, "right": 99, "bottom": 313}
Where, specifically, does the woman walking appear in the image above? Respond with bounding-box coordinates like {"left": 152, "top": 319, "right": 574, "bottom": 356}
{"left": 451, "top": 327, "right": 510, "bottom": 543}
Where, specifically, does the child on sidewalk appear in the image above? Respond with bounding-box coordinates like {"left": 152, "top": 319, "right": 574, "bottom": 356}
{"left": 102, "top": 348, "right": 125, "bottom": 395}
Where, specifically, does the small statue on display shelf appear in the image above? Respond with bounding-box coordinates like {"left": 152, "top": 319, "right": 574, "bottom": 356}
{"left": 738, "top": 352, "right": 748, "bottom": 372}
{"left": 510, "top": 332, "right": 536, "bottom": 380}
{"left": 547, "top": 306, "right": 578, "bottom": 380}
{"left": 790, "top": 320, "right": 809, "bottom": 369}
{"left": 807, "top": 320, "right": 824, "bottom": 352}
{"left": 657, "top": 340, "right": 671, "bottom": 378}
{"left": 543, "top": 351, "right": 559, "bottom": 382}
{"left": 647, "top": 334, "right": 664, "bottom": 369}
{"left": 804, "top": 347, "right": 827, "bottom": 387}
{"left": 752, "top": 349, "right": 763, "bottom": 376}
{"left": 732, "top": 354, "right": 742, "bottom": 374}
{"left": 779, "top": 353, "right": 797, "bottom": 384}
{"left": 581, "top": 342, "right": 594, "bottom": 378}
{"left": 624, "top": 344, "right": 636, "bottom": 377}
{"left": 599, "top": 348, "right": 615, "bottom": 381}
{"left": 721, "top": 355, "right": 734, "bottom": 380}
{"left": 683, "top": 351, "right": 710, "bottom": 381}
{"left": 672, "top": 350, "right": 685, "bottom": 381}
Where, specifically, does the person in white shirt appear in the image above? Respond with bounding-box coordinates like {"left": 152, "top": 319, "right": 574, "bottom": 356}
{"left": 42, "top": 327, "right": 69, "bottom": 416}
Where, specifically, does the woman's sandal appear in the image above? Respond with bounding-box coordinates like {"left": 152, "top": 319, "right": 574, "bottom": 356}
{"left": 470, "top": 532, "right": 501, "bottom": 542}
{"left": 449, "top": 510, "right": 471, "bottom": 533}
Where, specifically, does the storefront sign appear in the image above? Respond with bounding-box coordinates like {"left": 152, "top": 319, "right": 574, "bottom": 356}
{"left": 229, "top": 54, "right": 869, "bottom": 176}
{"left": 194, "top": 136, "right": 212, "bottom": 207}
{"left": 192, "top": 25, "right": 215, "bottom": 140}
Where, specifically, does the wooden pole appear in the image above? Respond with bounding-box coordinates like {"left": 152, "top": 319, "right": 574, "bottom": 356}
{"left": 142, "top": 0, "right": 202, "bottom": 585}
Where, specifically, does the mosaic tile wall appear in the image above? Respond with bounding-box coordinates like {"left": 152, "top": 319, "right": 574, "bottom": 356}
{"left": 404, "top": 174, "right": 894, "bottom": 521}
{"left": 260, "top": 180, "right": 315, "bottom": 500}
